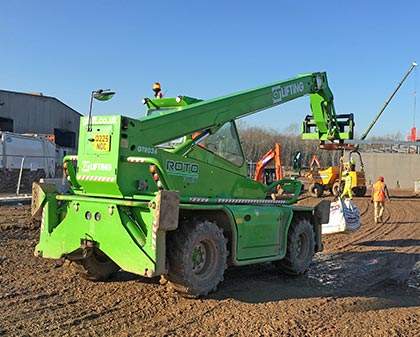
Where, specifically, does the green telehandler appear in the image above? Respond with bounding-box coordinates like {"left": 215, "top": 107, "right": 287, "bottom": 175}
{"left": 32, "top": 72, "right": 354, "bottom": 296}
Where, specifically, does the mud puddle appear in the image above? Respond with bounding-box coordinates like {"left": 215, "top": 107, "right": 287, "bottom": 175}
{"left": 308, "top": 251, "right": 420, "bottom": 293}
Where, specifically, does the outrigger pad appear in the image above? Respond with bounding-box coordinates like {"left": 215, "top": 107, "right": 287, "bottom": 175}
{"left": 31, "top": 181, "right": 57, "bottom": 218}
{"left": 31, "top": 179, "right": 69, "bottom": 219}
{"left": 154, "top": 190, "right": 180, "bottom": 231}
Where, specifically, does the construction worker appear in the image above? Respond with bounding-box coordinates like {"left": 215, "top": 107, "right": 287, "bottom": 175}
{"left": 152, "top": 82, "right": 163, "bottom": 99}
{"left": 340, "top": 170, "right": 353, "bottom": 199}
{"left": 292, "top": 151, "right": 302, "bottom": 175}
{"left": 371, "top": 176, "right": 390, "bottom": 223}
{"left": 349, "top": 157, "right": 356, "bottom": 171}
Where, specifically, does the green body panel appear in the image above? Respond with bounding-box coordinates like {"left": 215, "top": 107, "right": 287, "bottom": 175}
{"left": 76, "top": 116, "right": 122, "bottom": 196}
{"left": 34, "top": 72, "right": 342, "bottom": 278}
{"left": 36, "top": 197, "right": 159, "bottom": 276}
{"left": 228, "top": 204, "right": 293, "bottom": 260}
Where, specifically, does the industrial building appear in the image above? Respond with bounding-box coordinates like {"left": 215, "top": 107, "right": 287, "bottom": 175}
{"left": 0, "top": 89, "right": 81, "bottom": 148}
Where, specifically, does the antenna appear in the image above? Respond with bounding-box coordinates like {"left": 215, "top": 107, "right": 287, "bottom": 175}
{"left": 360, "top": 61, "right": 417, "bottom": 140}
{"left": 413, "top": 64, "right": 417, "bottom": 128}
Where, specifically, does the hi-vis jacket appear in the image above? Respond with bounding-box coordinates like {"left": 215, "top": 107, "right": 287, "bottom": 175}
{"left": 373, "top": 181, "right": 386, "bottom": 202}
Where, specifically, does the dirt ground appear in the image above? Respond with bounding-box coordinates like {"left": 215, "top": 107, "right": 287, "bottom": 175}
{"left": 1, "top": 194, "right": 419, "bottom": 337}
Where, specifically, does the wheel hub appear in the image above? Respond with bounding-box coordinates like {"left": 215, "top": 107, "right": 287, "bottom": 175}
{"left": 192, "top": 242, "right": 207, "bottom": 274}
{"left": 297, "top": 236, "right": 303, "bottom": 255}
{"left": 297, "top": 233, "right": 307, "bottom": 259}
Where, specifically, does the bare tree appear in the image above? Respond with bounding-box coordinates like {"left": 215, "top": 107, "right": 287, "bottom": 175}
{"left": 238, "top": 124, "right": 339, "bottom": 168}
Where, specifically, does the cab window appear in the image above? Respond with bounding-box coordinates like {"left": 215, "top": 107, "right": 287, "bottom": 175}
{"left": 199, "top": 122, "right": 244, "bottom": 166}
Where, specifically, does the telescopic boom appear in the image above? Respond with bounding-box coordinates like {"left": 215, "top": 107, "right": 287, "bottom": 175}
{"left": 141, "top": 72, "right": 353, "bottom": 145}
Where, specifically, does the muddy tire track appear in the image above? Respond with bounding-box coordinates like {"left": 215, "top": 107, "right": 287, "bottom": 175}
{"left": 1, "top": 201, "right": 419, "bottom": 337}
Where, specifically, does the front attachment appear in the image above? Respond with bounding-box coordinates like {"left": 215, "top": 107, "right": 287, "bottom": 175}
{"left": 302, "top": 113, "right": 354, "bottom": 141}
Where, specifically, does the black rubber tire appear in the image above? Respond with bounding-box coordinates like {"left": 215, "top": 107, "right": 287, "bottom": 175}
{"left": 71, "top": 249, "right": 119, "bottom": 281}
{"left": 353, "top": 186, "right": 367, "bottom": 197}
{"left": 165, "top": 220, "right": 227, "bottom": 297}
{"left": 332, "top": 181, "right": 341, "bottom": 197}
{"left": 274, "top": 218, "right": 315, "bottom": 275}
{"left": 309, "top": 183, "right": 324, "bottom": 198}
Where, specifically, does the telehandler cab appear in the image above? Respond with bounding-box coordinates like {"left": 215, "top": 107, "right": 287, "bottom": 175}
{"left": 32, "top": 72, "right": 353, "bottom": 296}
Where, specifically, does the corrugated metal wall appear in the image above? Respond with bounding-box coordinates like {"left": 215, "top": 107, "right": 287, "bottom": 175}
{"left": 0, "top": 90, "right": 80, "bottom": 145}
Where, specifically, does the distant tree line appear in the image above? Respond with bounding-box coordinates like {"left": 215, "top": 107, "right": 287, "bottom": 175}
{"left": 238, "top": 123, "right": 404, "bottom": 167}
{"left": 238, "top": 124, "right": 341, "bottom": 168}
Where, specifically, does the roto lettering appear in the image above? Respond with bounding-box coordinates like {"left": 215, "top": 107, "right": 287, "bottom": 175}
{"left": 166, "top": 160, "right": 199, "bottom": 177}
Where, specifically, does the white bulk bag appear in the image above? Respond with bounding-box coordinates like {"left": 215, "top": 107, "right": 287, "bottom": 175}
{"left": 342, "top": 199, "right": 361, "bottom": 232}
{"left": 322, "top": 198, "right": 361, "bottom": 234}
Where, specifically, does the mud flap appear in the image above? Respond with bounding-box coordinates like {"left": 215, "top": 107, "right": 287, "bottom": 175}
{"left": 152, "top": 191, "right": 180, "bottom": 275}
{"left": 314, "top": 200, "right": 331, "bottom": 224}
{"left": 154, "top": 190, "right": 180, "bottom": 231}
{"left": 313, "top": 200, "right": 331, "bottom": 252}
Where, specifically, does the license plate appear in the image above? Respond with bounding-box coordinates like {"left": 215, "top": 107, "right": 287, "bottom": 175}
{"left": 94, "top": 134, "right": 111, "bottom": 151}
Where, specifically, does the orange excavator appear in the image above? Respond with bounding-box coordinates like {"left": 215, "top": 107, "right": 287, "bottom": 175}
{"left": 309, "top": 154, "right": 321, "bottom": 170}
{"left": 254, "top": 143, "right": 283, "bottom": 184}
{"left": 254, "top": 144, "right": 304, "bottom": 201}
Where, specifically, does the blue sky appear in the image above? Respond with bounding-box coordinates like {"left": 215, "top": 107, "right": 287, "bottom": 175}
{"left": 1, "top": 1, "right": 419, "bottom": 137}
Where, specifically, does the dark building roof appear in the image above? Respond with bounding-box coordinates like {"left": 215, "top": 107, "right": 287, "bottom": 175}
{"left": 0, "top": 89, "right": 82, "bottom": 116}
{"left": 0, "top": 89, "right": 82, "bottom": 148}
